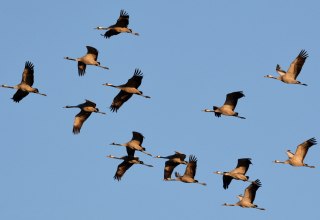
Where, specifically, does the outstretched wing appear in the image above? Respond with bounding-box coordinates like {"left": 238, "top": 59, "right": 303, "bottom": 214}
{"left": 84, "top": 99, "right": 96, "bottom": 107}
{"left": 115, "top": 10, "right": 129, "bottom": 27}
{"left": 230, "top": 158, "right": 252, "bottom": 175}
{"left": 164, "top": 160, "right": 179, "bottom": 180}
{"left": 73, "top": 110, "right": 92, "bottom": 134}
{"left": 21, "top": 61, "right": 34, "bottom": 86}
{"left": 294, "top": 137, "right": 316, "bottom": 162}
{"left": 114, "top": 160, "right": 134, "bottom": 181}
{"left": 223, "top": 175, "right": 233, "bottom": 189}
{"left": 110, "top": 90, "right": 133, "bottom": 112}
{"left": 184, "top": 155, "right": 197, "bottom": 178}
{"left": 78, "top": 61, "right": 86, "bottom": 76}
{"left": 12, "top": 90, "right": 29, "bottom": 102}
{"left": 86, "top": 46, "right": 98, "bottom": 61}
{"left": 223, "top": 91, "right": 245, "bottom": 111}
{"left": 132, "top": 131, "right": 144, "bottom": 145}
{"left": 122, "top": 69, "right": 143, "bottom": 88}
{"left": 103, "top": 30, "right": 120, "bottom": 38}
{"left": 242, "top": 179, "right": 262, "bottom": 203}
{"left": 286, "top": 50, "right": 308, "bottom": 79}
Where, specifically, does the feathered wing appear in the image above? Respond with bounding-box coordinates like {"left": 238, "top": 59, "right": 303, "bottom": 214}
{"left": 223, "top": 91, "right": 245, "bottom": 111}
{"left": 115, "top": 10, "right": 129, "bottom": 27}
{"left": 21, "top": 61, "right": 34, "bottom": 86}
{"left": 164, "top": 160, "right": 179, "bottom": 180}
{"left": 230, "top": 158, "right": 252, "bottom": 174}
{"left": 242, "top": 179, "right": 261, "bottom": 204}
{"left": 12, "top": 90, "right": 29, "bottom": 102}
{"left": 293, "top": 137, "right": 316, "bottom": 162}
{"left": 78, "top": 61, "right": 86, "bottom": 76}
{"left": 114, "top": 160, "right": 134, "bottom": 181}
{"left": 122, "top": 69, "right": 143, "bottom": 88}
{"left": 126, "top": 147, "right": 135, "bottom": 157}
{"left": 132, "top": 131, "right": 144, "bottom": 145}
{"left": 84, "top": 99, "right": 96, "bottom": 107}
{"left": 110, "top": 90, "right": 133, "bottom": 112}
{"left": 103, "top": 29, "right": 120, "bottom": 38}
{"left": 223, "top": 175, "right": 233, "bottom": 189}
{"left": 286, "top": 50, "right": 308, "bottom": 79}
{"left": 86, "top": 46, "right": 98, "bottom": 61}
{"left": 73, "top": 111, "right": 92, "bottom": 134}
{"left": 184, "top": 155, "right": 197, "bottom": 178}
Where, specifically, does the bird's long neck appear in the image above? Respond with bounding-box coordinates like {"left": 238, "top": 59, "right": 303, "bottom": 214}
{"left": 223, "top": 203, "right": 237, "bottom": 207}
{"left": 110, "top": 142, "right": 124, "bottom": 147}
{"left": 106, "top": 155, "right": 123, "bottom": 160}
{"left": 103, "top": 83, "right": 118, "bottom": 88}
{"left": 64, "top": 105, "right": 78, "bottom": 108}
{"left": 214, "top": 171, "right": 224, "bottom": 175}
{"left": 274, "top": 160, "right": 288, "bottom": 164}
{"left": 64, "top": 57, "right": 77, "bottom": 61}
{"left": 202, "top": 109, "right": 214, "bottom": 112}
{"left": 1, "top": 84, "right": 16, "bottom": 89}
{"left": 95, "top": 26, "right": 110, "bottom": 30}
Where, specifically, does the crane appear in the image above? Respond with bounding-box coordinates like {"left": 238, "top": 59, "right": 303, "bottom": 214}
{"left": 264, "top": 50, "right": 308, "bottom": 86}
{"left": 64, "top": 46, "right": 109, "bottom": 76}
{"left": 63, "top": 99, "right": 106, "bottom": 134}
{"left": 95, "top": 10, "right": 139, "bottom": 38}
{"left": 214, "top": 158, "right": 252, "bottom": 189}
{"left": 274, "top": 137, "right": 317, "bottom": 168}
{"left": 103, "top": 68, "right": 150, "bottom": 112}
{"left": 223, "top": 179, "right": 265, "bottom": 210}
{"left": 202, "top": 91, "right": 245, "bottom": 119}
{"left": 1, "top": 61, "right": 46, "bottom": 102}
{"left": 155, "top": 151, "right": 188, "bottom": 180}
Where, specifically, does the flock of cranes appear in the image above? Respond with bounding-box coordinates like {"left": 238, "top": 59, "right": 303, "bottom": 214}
{"left": 1, "top": 9, "right": 317, "bottom": 212}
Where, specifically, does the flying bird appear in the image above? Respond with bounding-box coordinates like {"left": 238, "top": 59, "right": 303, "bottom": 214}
{"left": 63, "top": 99, "right": 106, "bottom": 134}
{"left": 64, "top": 46, "right": 109, "bottom": 76}
{"left": 170, "top": 155, "right": 206, "bottom": 186}
{"left": 107, "top": 155, "right": 152, "bottom": 181}
{"left": 223, "top": 179, "right": 265, "bottom": 210}
{"left": 202, "top": 91, "right": 245, "bottom": 119}
{"left": 274, "top": 137, "right": 317, "bottom": 168}
{"left": 155, "top": 151, "right": 188, "bottom": 180}
{"left": 214, "top": 158, "right": 252, "bottom": 189}
{"left": 95, "top": 9, "right": 139, "bottom": 38}
{"left": 110, "top": 131, "right": 152, "bottom": 157}
{"left": 103, "top": 68, "right": 150, "bottom": 112}
{"left": 264, "top": 50, "right": 308, "bottom": 86}
{"left": 1, "top": 61, "right": 46, "bottom": 102}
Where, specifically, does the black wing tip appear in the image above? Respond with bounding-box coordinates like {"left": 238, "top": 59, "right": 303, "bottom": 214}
{"left": 25, "top": 61, "right": 34, "bottom": 70}
{"left": 73, "top": 128, "right": 80, "bottom": 134}
{"left": 134, "top": 68, "right": 143, "bottom": 77}
{"left": 11, "top": 97, "right": 21, "bottom": 103}
{"left": 120, "top": 9, "right": 129, "bottom": 17}
{"left": 110, "top": 106, "right": 119, "bottom": 112}
{"left": 308, "top": 137, "right": 317, "bottom": 145}
{"left": 299, "top": 49, "right": 308, "bottom": 59}
{"left": 253, "top": 179, "right": 262, "bottom": 187}
{"left": 114, "top": 175, "right": 122, "bottom": 181}
{"left": 235, "top": 91, "right": 245, "bottom": 97}
{"left": 78, "top": 70, "right": 85, "bottom": 76}
{"left": 189, "top": 155, "right": 197, "bottom": 163}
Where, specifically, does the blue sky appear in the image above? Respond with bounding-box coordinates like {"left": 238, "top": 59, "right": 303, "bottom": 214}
{"left": 1, "top": 0, "right": 319, "bottom": 219}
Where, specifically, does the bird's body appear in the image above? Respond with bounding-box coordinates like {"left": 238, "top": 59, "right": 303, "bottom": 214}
{"left": 95, "top": 10, "right": 139, "bottom": 38}
{"left": 107, "top": 155, "right": 152, "bottom": 181}
{"left": 1, "top": 61, "right": 46, "bottom": 102}
{"left": 64, "top": 46, "right": 109, "bottom": 76}
{"left": 264, "top": 50, "right": 308, "bottom": 86}
{"left": 223, "top": 179, "right": 265, "bottom": 210}
{"left": 110, "top": 131, "right": 152, "bottom": 157}
{"left": 203, "top": 91, "right": 245, "bottom": 119}
{"left": 155, "top": 151, "right": 188, "bottom": 180}
{"left": 103, "top": 68, "right": 150, "bottom": 112}
{"left": 64, "top": 99, "right": 106, "bottom": 134}
{"left": 214, "top": 158, "right": 252, "bottom": 189}
{"left": 171, "top": 155, "right": 206, "bottom": 186}
{"left": 274, "top": 137, "right": 316, "bottom": 168}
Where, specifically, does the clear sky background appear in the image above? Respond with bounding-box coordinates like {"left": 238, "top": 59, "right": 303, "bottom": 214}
{"left": 1, "top": 0, "right": 319, "bottom": 219}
